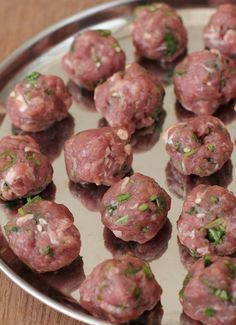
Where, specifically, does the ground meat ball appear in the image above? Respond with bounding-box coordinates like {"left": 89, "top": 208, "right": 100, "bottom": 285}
{"left": 163, "top": 115, "right": 233, "bottom": 176}
{"left": 0, "top": 135, "right": 53, "bottom": 201}
{"left": 179, "top": 256, "right": 236, "bottom": 325}
{"left": 7, "top": 72, "right": 72, "bottom": 132}
{"left": 203, "top": 4, "right": 236, "bottom": 59}
{"left": 3, "top": 197, "right": 81, "bottom": 273}
{"left": 64, "top": 127, "right": 132, "bottom": 186}
{"left": 101, "top": 172, "right": 171, "bottom": 244}
{"left": 131, "top": 3, "right": 188, "bottom": 63}
{"left": 177, "top": 185, "right": 236, "bottom": 257}
{"left": 79, "top": 254, "right": 162, "bottom": 323}
{"left": 62, "top": 30, "right": 126, "bottom": 91}
{"left": 174, "top": 50, "right": 236, "bottom": 115}
{"left": 94, "top": 63, "right": 165, "bottom": 135}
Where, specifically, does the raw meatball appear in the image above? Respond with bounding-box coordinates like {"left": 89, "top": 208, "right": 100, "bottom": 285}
{"left": 163, "top": 115, "right": 233, "bottom": 176}
{"left": 94, "top": 63, "right": 165, "bottom": 135}
{"left": 64, "top": 127, "right": 132, "bottom": 186}
{"left": 131, "top": 3, "right": 188, "bottom": 63}
{"left": 179, "top": 256, "right": 236, "bottom": 325}
{"left": 203, "top": 4, "right": 236, "bottom": 58}
{"left": 174, "top": 50, "right": 236, "bottom": 115}
{"left": 3, "top": 197, "right": 81, "bottom": 273}
{"left": 62, "top": 30, "right": 126, "bottom": 91}
{"left": 79, "top": 254, "right": 162, "bottom": 323}
{"left": 177, "top": 185, "right": 236, "bottom": 257}
{"left": 101, "top": 172, "right": 171, "bottom": 243}
{"left": 0, "top": 135, "right": 53, "bottom": 201}
{"left": 7, "top": 72, "right": 72, "bottom": 132}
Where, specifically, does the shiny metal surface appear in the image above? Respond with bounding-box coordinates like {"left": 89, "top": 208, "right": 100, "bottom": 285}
{"left": 0, "top": 1, "right": 235, "bottom": 324}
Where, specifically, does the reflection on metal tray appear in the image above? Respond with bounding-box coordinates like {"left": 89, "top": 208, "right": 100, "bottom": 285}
{"left": 0, "top": 1, "right": 235, "bottom": 324}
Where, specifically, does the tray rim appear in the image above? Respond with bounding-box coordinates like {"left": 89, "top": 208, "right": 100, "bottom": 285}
{"left": 0, "top": 1, "right": 220, "bottom": 324}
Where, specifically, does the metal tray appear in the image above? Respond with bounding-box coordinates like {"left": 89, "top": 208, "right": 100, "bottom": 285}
{"left": 0, "top": 1, "right": 235, "bottom": 324}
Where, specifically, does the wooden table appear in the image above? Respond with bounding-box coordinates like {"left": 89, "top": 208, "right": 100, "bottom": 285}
{"left": 0, "top": 1, "right": 108, "bottom": 324}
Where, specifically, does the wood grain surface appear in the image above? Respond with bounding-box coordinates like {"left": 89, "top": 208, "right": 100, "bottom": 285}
{"left": 0, "top": 1, "right": 108, "bottom": 324}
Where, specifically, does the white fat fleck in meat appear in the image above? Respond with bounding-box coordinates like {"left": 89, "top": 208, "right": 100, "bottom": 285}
{"left": 224, "top": 29, "right": 236, "bottom": 43}
{"left": 150, "top": 214, "right": 157, "bottom": 221}
{"left": 144, "top": 32, "right": 152, "bottom": 40}
{"left": 200, "top": 64, "right": 215, "bottom": 74}
{"left": 195, "top": 197, "right": 202, "bottom": 204}
{"left": 24, "top": 146, "right": 40, "bottom": 153}
{"left": 188, "top": 230, "right": 195, "bottom": 239}
{"left": 113, "top": 230, "right": 122, "bottom": 237}
{"left": 48, "top": 228, "right": 60, "bottom": 245}
{"left": 196, "top": 213, "right": 205, "bottom": 219}
{"left": 197, "top": 247, "right": 209, "bottom": 255}
{"left": 116, "top": 129, "right": 129, "bottom": 141}
{"left": 38, "top": 218, "right": 47, "bottom": 226}
{"left": 16, "top": 94, "right": 28, "bottom": 112}
{"left": 120, "top": 177, "right": 130, "bottom": 191}
{"left": 16, "top": 214, "right": 34, "bottom": 226}
{"left": 9, "top": 91, "right": 16, "bottom": 98}
{"left": 124, "top": 144, "right": 132, "bottom": 155}
{"left": 37, "top": 224, "right": 43, "bottom": 232}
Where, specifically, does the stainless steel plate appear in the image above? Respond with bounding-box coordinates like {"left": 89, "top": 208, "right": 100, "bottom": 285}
{"left": 0, "top": 1, "right": 235, "bottom": 324}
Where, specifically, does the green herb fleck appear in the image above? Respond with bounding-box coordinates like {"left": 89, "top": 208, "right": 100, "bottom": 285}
{"left": 164, "top": 32, "right": 178, "bottom": 57}
{"left": 116, "top": 192, "right": 132, "bottom": 203}
{"left": 152, "top": 107, "right": 162, "bottom": 121}
{"left": 138, "top": 203, "right": 149, "bottom": 212}
{"left": 204, "top": 217, "right": 225, "bottom": 245}
{"left": 0, "top": 151, "right": 17, "bottom": 171}
{"left": 156, "top": 196, "right": 166, "bottom": 210}
{"left": 209, "top": 288, "right": 232, "bottom": 302}
{"left": 39, "top": 245, "right": 54, "bottom": 257}
{"left": 179, "top": 272, "right": 192, "bottom": 299}
{"left": 106, "top": 203, "right": 117, "bottom": 216}
{"left": 142, "top": 264, "right": 153, "bottom": 279}
{"left": 191, "top": 133, "right": 201, "bottom": 143}
{"left": 115, "top": 215, "right": 129, "bottom": 225}
{"left": 196, "top": 166, "right": 204, "bottom": 174}
{"left": 95, "top": 29, "right": 111, "bottom": 37}
{"left": 150, "top": 195, "right": 157, "bottom": 202}
{"left": 132, "top": 287, "right": 142, "bottom": 299}
{"left": 209, "top": 196, "right": 219, "bottom": 204}
{"left": 206, "top": 157, "right": 216, "bottom": 166}
{"left": 142, "top": 226, "right": 149, "bottom": 233}
{"left": 203, "top": 254, "right": 213, "bottom": 267}
{"left": 205, "top": 307, "right": 216, "bottom": 317}
{"left": 25, "top": 72, "right": 41, "bottom": 87}
{"left": 70, "top": 41, "right": 75, "bottom": 52}
{"left": 184, "top": 148, "right": 197, "bottom": 157}
{"left": 4, "top": 225, "right": 19, "bottom": 233}
{"left": 125, "top": 264, "right": 142, "bottom": 276}
{"left": 175, "top": 70, "right": 187, "bottom": 77}
{"left": 186, "top": 206, "right": 197, "bottom": 215}
{"left": 207, "top": 144, "right": 216, "bottom": 152}
{"left": 26, "top": 154, "right": 41, "bottom": 166}
{"left": 44, "top": 88, "right": 52, "bottom": 96}
{"left": 224, "top": 260, "right": 236, "bottom": 278}
{"left": 18, "top": 207, "right": 26, "bottom": 216}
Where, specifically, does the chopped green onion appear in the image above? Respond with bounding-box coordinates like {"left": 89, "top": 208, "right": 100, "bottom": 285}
{"left": 106, "top": 203, "right": 117, "bottom": 216}
{"left": 142, "top": 226, "right": 149, "bottom": 233}
{"left": 203, "top": 254, "right": 213, "bottom": 267}
{"left": 44, "top": 88, "right": 52, "bottom": 96}
{"left": 115, "top": 215, "right": 129, "bottom": 225}
{"left": 142, "top": 264, "right": 153, "bottom": 279}
{"left": 224, "top": 260, "right": 236, "bottom": 278}
{"left": 209, "top": 196, "right": 219, "bottom": 204}
{"left": 25, "top": 72, "right": 41, "bottom": 87}
{"left": 39, "top": 245, "right": 54, "bottom": 257}
{"left": 204, "top": 307, "right": 216, "bottom": 317}
{"left": 138, "top": 203, "right": 149, "bottom": 212}
{"left": 179, "top": 272, "right": 192, "bottom": 299}
{"left": 0, "top": 151, "right": 17, "bottom": 171}
{"left": 4, "top": 225, "right": 18, "bottom": 233}
{"left": 116, "top": 192, "right": 132, "bottom": 203}
{"left": 95, "top": 29, "right": 111, "bottom": 37}
{"left": 18, "top": 207, "right": 26, "bottom": 216}
{"left": 132, "top": 287, "right": 142, "bottom": 299}
{"left": 150, "top": 195, "right": 157, "bottom": 202}
{"left": 207, "top": 144, "right": 216, "bottom": 152}
{"left": 184, "top": 148, "right": 197, "bottom": 157}
{"left": 186, "top": 206, "right": 197, "bottom": 215}
{"left": 164, "top": 32, "right": 178, "bottom": 57}
{"left": 26, "top": 154, "right": 41, "bottom": 166}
